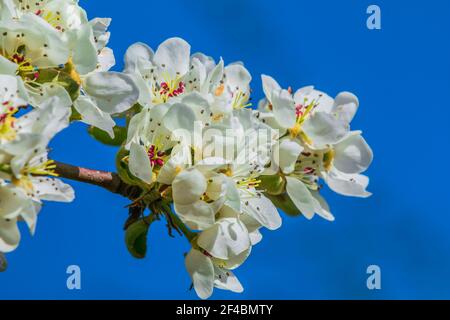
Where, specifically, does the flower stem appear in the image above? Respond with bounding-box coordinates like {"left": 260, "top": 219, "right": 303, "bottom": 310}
{"left": 163, "top": 205, "right": 196, "bottom": 242}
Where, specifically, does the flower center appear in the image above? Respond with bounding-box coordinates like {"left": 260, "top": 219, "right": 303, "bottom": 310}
{"left": 10, "top": 51, "right": 40, "bottom": 80}
{"left": 289, "top": 100, "right": 316, "bottom": 139}
{"left": 0, "top": 108, "right": 18, "bottom": 142}
{"left": 231, "top": 90, "right": 251, "bottom": 110}
{"left": 147, "top": 145, "right": 165, "bottom": 167}
{"left": 152, "top": 76, "right": 185, "bottom": 104}
{"left": 36, "top": 9, "right": 65, "bottom": 32}
{"left": 24, "top": 159, "right": 58, "bottom": 177}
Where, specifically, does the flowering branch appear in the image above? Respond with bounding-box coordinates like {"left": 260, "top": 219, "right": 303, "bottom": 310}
{"left": 53, "top": 161, "right": 141, "bottom": 200}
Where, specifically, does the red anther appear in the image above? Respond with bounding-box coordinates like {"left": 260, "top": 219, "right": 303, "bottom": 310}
{"left": 0, "top": 114, "right": 6, "bottom": 123}
{"left": 35, "top": 9, "right": 42, "bottom": 15}
{"left": 155, "top": 158, "right": 164, "bottom": 167}
{"left": 2, "top": 101, "right": 8, "bottom": 106}
{"left": 157, "top": 151, "right": 165, "bottom": 157}
{"left": 295, "top": 104, "right": 304, "bottom": 117}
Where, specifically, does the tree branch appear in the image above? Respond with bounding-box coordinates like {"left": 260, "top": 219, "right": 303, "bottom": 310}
{"left": 54, "top": 161, "right": 141, "bottom": 200}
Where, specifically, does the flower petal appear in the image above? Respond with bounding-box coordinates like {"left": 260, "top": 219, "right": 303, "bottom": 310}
{"left": 74, "top": 96, "right": 115, "bottom": 138}
{"left": 175, "top": 201, "right": 215, "bottom": 230}
{"left": 197, "top": 215, "right": 250, "bottom": 260}
{"left": 333, "top": 132, "right": 373, "bottom": 174}
{"left": 261, "top": 74, "right": 281, "bottom": 103}
{"left": 185, "top": 249, "right": 214, "bottom": 300}
{"left": 302, "top": 111, "right": 348, "bottom": 147}
{"left": 213, "top": 267, "right": 244, "bottom": 293}
{"left": 82, "top": 71, "right": 139, "bottom": 114}
{"left": 153, "top": 37, "right": 190, "bottom": 77}
{"left": 271, "top": 89, "right": 296, "bottom": 128}
{"left": 333, "top": 91, "right": 359, "bottom": 123}
{"left": 124, "top": 42, "right": 154, "bottom": 73}
{"left": 272, "top": 138, "right": 303, "bottom": 174}
{"left": 30, "top": 177, "right": 75, "bottom": 203}
{"left": 285, "top": 176, "right": 317, "bottom": 219}
{"left": 172, "top": 168, "right": 207, "bottom": 205}
{"left": 0, "top": 217, "right": 20, "bottom": 253}
{"left": 129, "top": 143, "right": 152, "bottom": 184}
{"left": 325, "top": 169, "right": 371, "bottom": 198}
{"left": 241, "top": 193, "right": 282, "bottom": 230}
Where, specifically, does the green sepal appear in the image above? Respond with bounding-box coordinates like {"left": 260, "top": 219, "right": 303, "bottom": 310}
{"left": 36, "top": 69, "right": 80, "bottom": 102}
{"left": 265, "top": 193, "right": 301, "bottom": 217}
{"left": 88, "top": 126, "right": 127, "bottom": 146}
{"left": 125, "top": 219, "right": 150, "bottom": 259}
{"left": 115, "top": 147, "right": 137, "bottom": 186}
{"left": 259, "top": 174, "right": 286, "bottom": 195}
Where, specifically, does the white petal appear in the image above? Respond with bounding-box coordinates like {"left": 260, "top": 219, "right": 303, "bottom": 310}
{"left": 153, "top": 37, "right": 190, "bottom": 77}
{"left": 197, "top": 216, "right": 251, "bottom": 260}
{"left": 185, "top": 249, "right": 214, "bottom": 300}
{"left": 261, "top": 74, "right": 281, "bottom": 102}
{"left": 97, "top": 47, "right": 116, "bottom": 72}
{"left": 224, "top": 64, "right": 251, "bottom": 92}
{"left": 72, "top": 24, "right": 98, "bottom": 75}
{"left": 172, "top": 169, "right": 207, "bottom": 205}
{"left": 213, "top": 267, "right": 244, "bottom": 293}
{"left": 82, "top": 71, "right": 139, "bottom": 114}
{"left": 30, "top": 177, "right": 75, "bottom": 202}
{"left": 302, "top": 112, "right": 348, "bottom": 147}
{"left": 124, "top": 42, "right": 154, "bottom": 73}
{"left": 0, "top": 55, "right": 17, "bottom": 75}
{"left": 0, "top": 184, "right": 30, "bottom": 218}
{"left": 325, "top": 169, "right": 371, "bottom": 198}
{"left": 333, "top": 91, "right": 359, "bottom": 123}
{"left": 16, "top": 97, "right": 71, "bottom": 141}
{"left": 333, "top": 132, "right": 373, "bottom": 174}
{"left": 311, "top": 191, "right": 335, "bottom": 221}
{"left": 175, "top": 201, "right": 215, "bottom": 230}
{"left": 0, "top": 217, "right": 20, "bottom": 253}
{"left": 272, "top": 138, "right": 303, "bottom": 174}
{"left": 285, "top": 176, "right": 317, "bottom": 219}
{"left": 129, "top": 143, "right": 152, "bottom": 184}
{"left": 248, "top": 229, "right": 263, "bottom": 245}
{"left": 212, "top": 247, "right": 251, "bottom": 270}
{"left": 156, "top": 144, "right": 191, "bottom": 185}
{"left": 162, "top": 103, "right": 197, "bottom": 143}
{"left": 74, "top": 96, "right": 115, "bottom": 138}
{"left": 271, "top": 89, "right": 296, "bottom": 128}
{"left": 241, "top": 193, "right": 282, "bottom": 230}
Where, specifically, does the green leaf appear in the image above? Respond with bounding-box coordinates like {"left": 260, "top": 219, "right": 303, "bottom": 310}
{"left": 88, "top": 126, "right": 127, "bottom": 146}
{"left": 125, "top": 219, "right": 150, "bottom": 259}
{"left": 0, "top": 252, "right": 7, "bottom": 272}
{"left": 265, "top": 193, "right": 302, "bottom": 217}
{"left": 259, "top": 174, "right": 286, "bottom": 195}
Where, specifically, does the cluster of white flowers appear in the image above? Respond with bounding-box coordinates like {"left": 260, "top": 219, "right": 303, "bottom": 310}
{"left": 0, "top": 1, "right": 373, "bottom": 299}
{"left": 121, "top": 38, "right": 373, "bottom": 298}
{"left": 0, "top": 0, "right": 138, "bottom": 253}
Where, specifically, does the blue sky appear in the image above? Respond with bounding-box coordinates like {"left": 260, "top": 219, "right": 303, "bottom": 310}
{"left": 1, "top": 0, "right": 450, "bottom": 299}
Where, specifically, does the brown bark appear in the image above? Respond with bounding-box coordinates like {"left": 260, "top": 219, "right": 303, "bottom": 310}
{"left": 54, "top": 161, "right": 141, "bottom": 200}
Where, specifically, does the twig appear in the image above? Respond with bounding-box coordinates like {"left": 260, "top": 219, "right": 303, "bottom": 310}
{"left": 54, "top": 161, "right": 141, "bottom": 200}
